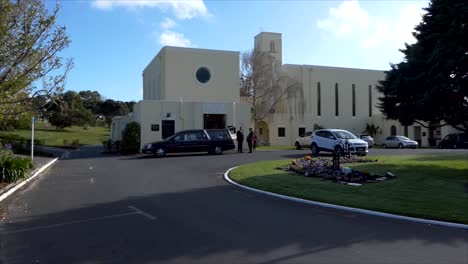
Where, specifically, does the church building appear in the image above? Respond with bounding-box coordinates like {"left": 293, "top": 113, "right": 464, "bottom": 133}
{"left": 111, "top": 32, "right": 457, "bottom": 148}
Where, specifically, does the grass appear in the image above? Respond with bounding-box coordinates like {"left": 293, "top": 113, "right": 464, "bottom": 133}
{"left": 256, "top": 146, "right": 296, "bottom": 150}
{"left": 0, "top": 121, "right": 109, "bottom": 147}
{"left": 229, "top": 154, "right": 468, "bottom": 224}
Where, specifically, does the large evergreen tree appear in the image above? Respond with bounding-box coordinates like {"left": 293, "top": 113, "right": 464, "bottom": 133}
{"left": 377, "top": 0, "right": 467, "bottom": 132}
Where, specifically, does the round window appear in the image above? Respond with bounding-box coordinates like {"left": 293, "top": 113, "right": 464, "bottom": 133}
{"left": 195, "top": 67, "right": 211, "bottom": 84}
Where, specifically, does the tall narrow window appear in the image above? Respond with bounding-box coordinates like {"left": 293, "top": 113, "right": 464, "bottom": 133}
{"left": 335, "top": 83, "right": 339, "bottom": 116}
{"left": 270, "top": 40, "right": 275, "bottom": 53}
{"left": 352, "top": 84, "right": 356, "bottom": 117}
{"left": 317, "top": 82, "right": 321, "bottom": 116}
{"left": 368, "top": 85, "right": 373, "bottom": 117}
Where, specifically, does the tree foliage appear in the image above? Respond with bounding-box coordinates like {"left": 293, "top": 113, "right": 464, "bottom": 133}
{"left": 377, "top": 0, "right": 468, "bottom": 132}
{"left": 121, "top": 121, "right": 140, "bottom": 154}
{"left": 0, "top": 0, "right": 73, "bottom": 119}
{"left": 48, "top": 91, "right": 94, "bottom": 129}
{"left": 241, "top": 50, "right": 304, "bottom": 127}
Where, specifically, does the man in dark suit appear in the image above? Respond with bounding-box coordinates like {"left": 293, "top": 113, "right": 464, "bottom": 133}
{"left": 236, "top": 127, "right": 244, "bottom": 153}
{"left": 247, "top": 128, "right": 254, "bottom": 153}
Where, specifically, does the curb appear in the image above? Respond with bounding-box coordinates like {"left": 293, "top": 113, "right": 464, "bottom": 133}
{"left": 0, "top": 157, "right": 58, "bottom": 202}
{"left": 224, "top": 166, "right": 468, "bottom": 230}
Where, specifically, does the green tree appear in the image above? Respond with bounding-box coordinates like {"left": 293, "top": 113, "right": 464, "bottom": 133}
{"left": 364, "top": 123, "right": 381, "bottom": 137}
{"left": 0, "top": 0, "right": 73, "bottom": 120}
{"left": 79, "top": 90, "right": 102, "bottom": 112}
{"left": 377, "top": 0, "right": 468, "bottom": 132}
{"left": 121, "top": 122, "right": 140, "bottom": 154}
{"left": 48, "top": 91, "right": 95, "bottom": 129}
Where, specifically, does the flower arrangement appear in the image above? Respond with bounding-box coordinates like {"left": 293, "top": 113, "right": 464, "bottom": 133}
{"left": 288, "top": 155, "right": 389, "bottom": 185}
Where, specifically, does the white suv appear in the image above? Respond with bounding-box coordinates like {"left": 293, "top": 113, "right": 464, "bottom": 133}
{"left": 311, "top": 129, "right": 369, "bottom": 156}
{"left": 294, "top": 131, "right": 313, "bottom": 149}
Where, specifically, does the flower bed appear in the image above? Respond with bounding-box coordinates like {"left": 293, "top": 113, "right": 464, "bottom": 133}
{"left": 287, "top": 155, "right": 394, "bottom": 185}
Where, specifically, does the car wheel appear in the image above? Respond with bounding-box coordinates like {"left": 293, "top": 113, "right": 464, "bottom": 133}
{"left": 437, "top": 144, "right": 442, "bottom": 149}
{"left": 382, "top": 144, "right": 387, "bottom": 149}
{"left": 311, "top": 144, "right": 319, "bottom": 155}
{"left": 154, "top": 147, "right": 166, "bottom": 157}
{"left": 295, "top": 142, "right": 301, "bottom": 150}
{"left": 214, "top": 146, "right": 223, "bottom": 155}
{"left": 398, "top": 143, "right": 403, "bottom": 149}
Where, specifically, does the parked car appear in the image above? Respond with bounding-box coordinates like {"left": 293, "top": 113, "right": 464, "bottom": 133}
{"left": 141, "top": 129, "right": 235, "bottom": 157}
{"left": 438, "top": 133, "right": 468, "bottom": 149}
{"left": 310, "top": 129, "right": 369, "bottom": 156}
{"left": 356, "top": 134, "right": 375, "bottom": 148}
{"left": 382, "top": 136, "right": 418, "bottom": 149}
{"left": 294, "top": 131, "right": 313, "bottom": 149}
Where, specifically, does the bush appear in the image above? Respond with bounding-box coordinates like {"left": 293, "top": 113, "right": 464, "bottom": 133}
{"left": 63, "top": 139, "right": 69, "bottom": 146}
{"left": 102, "top": 139, "right": 112, "bottom": 152}
{"left": 71, "top": 139, "right": 80, "bottom": 147}
{"left": 0, "top": 152, "right": 34, "bottom": 183}
{"left": 120, "top": 122, "right": 140, "bottom": 154}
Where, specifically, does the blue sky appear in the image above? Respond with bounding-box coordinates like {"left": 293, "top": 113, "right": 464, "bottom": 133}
{"left": 52, "top": 0, "right": 430, "bottom": 102}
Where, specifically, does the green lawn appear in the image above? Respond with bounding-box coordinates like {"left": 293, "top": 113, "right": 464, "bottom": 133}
{"left": 230, "top": 154, "right": 468, "bottom": 224}
{"left": 0, "top": 121, "right": 109, "bottom": 147}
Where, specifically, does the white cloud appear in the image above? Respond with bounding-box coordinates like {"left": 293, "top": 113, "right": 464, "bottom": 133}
{"left": 160, "top": 17, "right": 176, "bottom": 30}
{"left": 92, "top": 0, "right": 209, "bottom": 20}
{"left": 159, "top": 30, "right": 191, "bottom": 47}
{"left": 317, "top": 0, "right": 426, "bottom": 49}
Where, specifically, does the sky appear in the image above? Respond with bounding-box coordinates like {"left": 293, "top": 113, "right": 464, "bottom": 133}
{"left": 51, "top": 0, "right": 430, "bottom": 102}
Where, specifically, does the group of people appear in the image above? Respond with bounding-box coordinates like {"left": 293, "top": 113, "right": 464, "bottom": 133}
{"left": 236, "top": 127, "right": 257, "bottom": 153}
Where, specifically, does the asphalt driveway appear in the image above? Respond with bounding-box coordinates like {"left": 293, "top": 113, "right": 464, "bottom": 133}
{"left": 0, "top": 146, "right": 467, "bottom": 264}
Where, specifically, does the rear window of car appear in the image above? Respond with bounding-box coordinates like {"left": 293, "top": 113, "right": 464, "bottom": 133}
{"left": 207, "top": 130, "right": 230, "bottom": 140}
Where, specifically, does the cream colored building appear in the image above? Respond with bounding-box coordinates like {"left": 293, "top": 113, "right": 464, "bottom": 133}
{"left": 251, "top": 32, "right": 457, "bottom": 147}
{"left": 111, "top": 46, "right": 251, "bottom": 148}
{"left": 111, "top": 32, "right": 457, "bottom": 149}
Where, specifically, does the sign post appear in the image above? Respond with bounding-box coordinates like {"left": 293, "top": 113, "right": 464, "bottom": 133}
{"left": 31, "top": 117, "right": 35, "bottom": 161}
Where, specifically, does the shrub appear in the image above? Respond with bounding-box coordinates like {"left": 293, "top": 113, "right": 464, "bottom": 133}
{"left": 102, "top": 139, "right": 112, "bottom": 152}
{"left": 0, "top": 152, "right": 34, "bottom": 183}
{"left": 63, "top": 139, "right": 69, "bottom": 146}
{"left": 113, "top": 140, "right": 121, "bottom": 152}
{"left": 120, "top": 122, "right": 140, "bottom": 154}
{"left": 71, "top": 139, "right": 80, "bottom": 146}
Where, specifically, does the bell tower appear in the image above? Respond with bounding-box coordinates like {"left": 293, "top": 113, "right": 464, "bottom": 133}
{"left": 254, "top": 32, "right": 282, "bottom": 65}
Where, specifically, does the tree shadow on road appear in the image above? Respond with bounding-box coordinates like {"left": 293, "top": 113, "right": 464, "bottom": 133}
{"left": 1, "top": 185, "right": 467, "bottom": 264}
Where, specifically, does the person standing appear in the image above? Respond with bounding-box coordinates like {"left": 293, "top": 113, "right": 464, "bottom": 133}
{"left": 236, "top": 127, "right": 244, "bottom": 153}
{"left": 247, "top": 128, "right": 254, "bottom": 153}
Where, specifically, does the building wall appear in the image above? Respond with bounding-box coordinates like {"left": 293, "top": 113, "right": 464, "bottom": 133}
{"left": 143, "top": 49, "right": 165, "bottom": 100}
{"left": 144, "top": 47, "right": 240, "bottom": 103}
{"left": 134, "top": 100, "right": 251, "bottom": 148}
{"left": 110, "top": 115, "right": 134, "bottom": 141}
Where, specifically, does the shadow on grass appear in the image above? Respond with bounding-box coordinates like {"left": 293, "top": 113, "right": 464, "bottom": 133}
{"left": 1, "top": 185, "right": 467, "bottom": 264}
{"left": 35, "top": 128, "right": 71, "bottom": 133}
{"left": 408, "top": 154, "right": 468, "bottom": 162}
{"left": 232, "top": 161, "right": 468, "bottom": 224}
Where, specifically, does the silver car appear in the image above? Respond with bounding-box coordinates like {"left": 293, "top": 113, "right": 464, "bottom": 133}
{"left": 382, "top": 136, "right": 418, "bottom": 149}
{"left": 357, "top": 134, "right": 374, "bottom": 148}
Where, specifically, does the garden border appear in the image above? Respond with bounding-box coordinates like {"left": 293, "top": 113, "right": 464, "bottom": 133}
{"left": 224, "top": 166, "right": 468, "bottom": 230}
{"left": 0, "top": 157, "right": 58, "bottom": 202}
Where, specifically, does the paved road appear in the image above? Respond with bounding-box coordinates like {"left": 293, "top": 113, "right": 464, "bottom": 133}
{"left": 0, "top": 147, "right": 467, "bottom": 264}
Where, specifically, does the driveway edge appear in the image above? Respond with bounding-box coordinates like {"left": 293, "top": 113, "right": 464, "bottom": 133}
{"left": 224, "top": 166, "right": 468, "bottom": 230}
{"left": 0, "top": 157, "right": 58, "bottom": 202}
